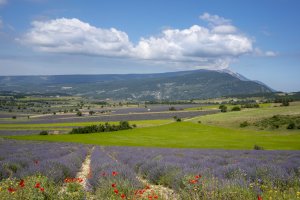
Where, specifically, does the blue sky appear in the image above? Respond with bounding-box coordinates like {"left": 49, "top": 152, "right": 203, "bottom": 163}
{"left": 0, "top": 0, "right": 299, "bottom": 92}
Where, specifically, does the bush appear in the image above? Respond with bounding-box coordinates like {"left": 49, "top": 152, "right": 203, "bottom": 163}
{"left": 39, "top": 131, "right": 48, "bottom": 135}
{"left": 169, "top": 106, "right": 176, "bottom": 111}
{"left": 240, "top": 121, "right": 250, "bottom": 128}
{"left": 254, "top": 145, "right": 264, "bottom": 150}
{"left": 12, "top": 116, "right": 17, "bottom": 119}
{"left": 198, "top": 121, "right": 201, "bottom": 124}
{"left": 76, "top": 111, "right": 82, "bottom": 116}
{"left": 287, "top": 122, "right": 295, "bottom": 129}
{"left": 219, "top": 105, "right": 227, "bottom": 112}
{"left": 241, "top": 103, "right": 260, "bottom": 108}
{"left": 231, "top": 106, "right": 241, "bottom": 111}
{"left": 281, "top": 101, "right": 290, "bottom": 107}
{"left": 176, "top": 118, "right": 182, "bottom": 122}
{"left": 89, "top": 110, "right": 95, "bottom": 115}
{"left": 69, "top": 121, "right": 133, "bottom": 134}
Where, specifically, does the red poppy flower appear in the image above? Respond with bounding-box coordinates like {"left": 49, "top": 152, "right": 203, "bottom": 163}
{"left": 112, "top": 183, "right": 116, "bottom": 188}
{"left": 101, "top": 172, "right": 106, "bottom": 176}
{"left": 154, "top": 195, "right": 158, "bottom": 199}
{"left": 189, "top": 179, "right": 198, "bottom": 184}
{"left": 19, "top": 179, "right": 25, "bottom": 188}
{"left": 78, "top": 178, "right": 83, "bottom": 183}
{"left": 35, "top": 182, "right": 40, "bottom": 188}
{"left": 40, "top": 187, "right": 44, "bottom": 192}
{"left": 145, "top": 185, "right": 151, "bottom": 190}
{"left": 195, "top": 175, "right": 201, "bottom": 179}
{"left": 257, "top": 195, "right": 263, "bottom": 200}
{"left": 120, "top": 193, "right": 126, "bottom": 199}
{"left": 112, "top": 171, "right": 118, "bottom": 176}
{"left": 34, "top": 160, "right": 39, "bottom": 165}
{"left": 8, "top": 187, "right": 16, "bottom": 193}
{"left": 114, "top": 189, "right": 119, "bottom": 194}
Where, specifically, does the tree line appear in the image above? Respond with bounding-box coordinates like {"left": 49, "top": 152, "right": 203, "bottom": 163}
{"left": 69, "top": 121, "right": 135, "bottom": 134}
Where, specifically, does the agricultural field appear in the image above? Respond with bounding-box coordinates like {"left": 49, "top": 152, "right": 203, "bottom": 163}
{"left": 1, "top": 97, "right": 300, "bottom": 199}
{"left": 1, "top": 139, "right": 299, "bottom": 200}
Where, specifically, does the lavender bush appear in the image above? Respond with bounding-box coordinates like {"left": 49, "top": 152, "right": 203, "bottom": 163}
{"left": 0, "top": 139, "right": 89, "bottom": 182}
{"left": 105, "top": 146, "right": 300, "bottom": 198}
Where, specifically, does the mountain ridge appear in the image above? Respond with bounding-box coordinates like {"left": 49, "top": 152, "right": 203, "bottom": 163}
{"left": 0, "top": 69, "right": 273, "bottom": 100}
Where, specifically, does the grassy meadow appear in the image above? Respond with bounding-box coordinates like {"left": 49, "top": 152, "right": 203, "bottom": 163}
{"left": 4, "top": 101, "right": 300, "bottom": 150}
{"left": 7, "top": 121, "right": 300, "bottom": 149}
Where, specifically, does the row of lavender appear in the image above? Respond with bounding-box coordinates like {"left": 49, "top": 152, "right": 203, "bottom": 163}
{"left": 0, "top": 139, "right": 89, "bottom": 182}
{"left": 88, "top": 147, "right": 149, "bottom": 199}
{"left": 103, "top": 146, "right": 300, "bottom": 198}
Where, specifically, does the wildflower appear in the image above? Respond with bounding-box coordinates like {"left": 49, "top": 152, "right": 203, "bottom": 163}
{"left": 257, "top": 195, "right": 263, "bottom": 200}
{"left": 114, "top": 189, "right": 119, "bottom": 194}
{"left": 8, "top": 187, "right": 16, "bottom": 193}
{"left": 101, "top": 172, "right": 106, "bottom": 176}
{"left": 195, "top": 175, "right": 201, "bottom": 179}
{"left": 112, "top": 171, "right": 118, "bottom": 176}
{"left": 112, "top": 183, "right": 117, "bottom": 188}
{"left": 120, "top": 193, "right": 126, "bottom": 199}
{"left": 35, "top": 182, "right": 41, "bottom": 188}
{"left": 78, "top": 178, "right": 83, "bottom": 183}
{"left": 19, "top": 179, "right": 25, "bottom": 188}
{"left": 34, "top": 160, "right": 39, "bottom": 165}
{"left": 154, "top": 195, "right": 158, "bottom": 199}
{"left": 40, "top": 187, "right": 44, "bottom": 192}
{"left": 189, "top": 179, "right": 198, "bottom": 184}
{"left": 145, "top": 185, "right": 151, "bottom": 190}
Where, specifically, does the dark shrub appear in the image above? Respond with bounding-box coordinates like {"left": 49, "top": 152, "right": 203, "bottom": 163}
{"left": 240, "top": 121, "right": 250, "bottom": 128}
{"left": 89, "top": 110, "right": 95, "bottom": 115}
{"left": 39, "top": 131, "right": 48, "bottom": 135}
{"left": 287, "top": 122, "right": 295, "bottom": 129}
{"left": 281, "top": 101, "right": 289, "bottom": 106}
{"left": 241, "top": 103, "right": 260, "bottom": 108}
{"left": 254, "top": 145, "right": 264, "bottom": 150}
{"left": 176, "top": 118, "right": 182, "bottom": 122}
{"left": 76, "top": 111, "right": 82, "bottom": 116}
{"left": 231, "top": 106, "right": 241, "bottom": 111}
{"left": 169, "top": 106, "right": 176, "bottom": 111}
{"left": 12, "top": 116, "right": 16, "bottom": 119}
{"left": 219, "top": 105, "right": 227, "bottom": 112}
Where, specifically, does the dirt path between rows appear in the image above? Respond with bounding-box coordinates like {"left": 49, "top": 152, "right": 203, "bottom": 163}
{"left": 102, "top": 147, "right": 179, "bottom": 200}
{"left": 76, "top": 147, "right": 94, "bottom": 191}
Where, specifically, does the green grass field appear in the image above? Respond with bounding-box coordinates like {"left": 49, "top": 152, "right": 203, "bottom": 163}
{"left": 188, "top": 101, "right": 300, "bottom": 131}
{"left": 0, "top": 119, "right": 172, "bottom": 130}
{"left": 7, "top": 121, "right": 300, "bottom": 150}
{"left": 4, "top": 102, "right": 300, "bottom": 150}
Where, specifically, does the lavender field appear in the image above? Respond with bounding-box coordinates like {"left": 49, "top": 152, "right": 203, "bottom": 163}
{"left": 1, "top": 139, "right": 299, "bottom": 199}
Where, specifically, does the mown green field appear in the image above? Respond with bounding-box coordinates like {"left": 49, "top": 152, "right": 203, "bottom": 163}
{"left": 7, "top": 121, "right": 300, "bottom": 150}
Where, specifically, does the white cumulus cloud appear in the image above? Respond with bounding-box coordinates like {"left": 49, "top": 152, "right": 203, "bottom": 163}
{"left": 200, "top": 12, "right": 231, "bottom": 25}
{"left": 20, "top": 18, "right": 133, "bottom": 57}
{"left": 20, "top": 13, "right": 275, "bottom": 70}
